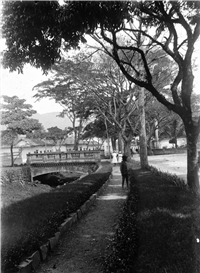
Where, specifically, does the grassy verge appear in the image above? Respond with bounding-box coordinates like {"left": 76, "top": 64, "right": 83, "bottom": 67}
{"left": 104, "top": 167, "right": 200, "bottom": 273}
{"left": 1, "top": 164, "right": 112, "bottom": 273}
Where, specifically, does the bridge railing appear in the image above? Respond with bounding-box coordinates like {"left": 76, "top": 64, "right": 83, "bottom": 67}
{"left": 27, "top": 150, "right": 101, "bottom": 164}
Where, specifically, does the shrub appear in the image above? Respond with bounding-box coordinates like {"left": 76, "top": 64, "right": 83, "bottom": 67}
{"left": 1, "top": 166, "right": 111, "bottom": 273}
{"left": 1, "top": 166, "right": 31, "bottom": 184}
{"left": 104, "top": 168, "right": 200, "bottom": 273}
{"left": 147, "top": 165, "right": 187, "bottom": 188}
{"left": 104, "top": 170, "right": 139, "bottom": 273}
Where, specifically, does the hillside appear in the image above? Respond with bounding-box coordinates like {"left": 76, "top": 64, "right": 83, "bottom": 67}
{"left": 32, "top": 112, "right": 71, "bottom": 130}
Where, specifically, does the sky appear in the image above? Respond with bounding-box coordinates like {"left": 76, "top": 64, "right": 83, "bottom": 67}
{"left": 1, "top": 64, "right": 63, "bottom": 114}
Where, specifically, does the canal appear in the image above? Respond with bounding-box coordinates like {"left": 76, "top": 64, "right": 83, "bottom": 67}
{"left": 34, "top": 172, "right": 81, "bottom": 187}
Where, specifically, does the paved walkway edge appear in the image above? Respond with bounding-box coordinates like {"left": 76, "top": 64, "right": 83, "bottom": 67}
{"left": 17, "top": 174, "right": 112, "bottom": 273}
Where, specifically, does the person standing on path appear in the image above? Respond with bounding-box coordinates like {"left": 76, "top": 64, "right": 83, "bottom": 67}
{"left": 120, "top": 155, "right": 129, "bottom": 189}
{"left": 112, "top": 151, "right": 118, "bottom": 166}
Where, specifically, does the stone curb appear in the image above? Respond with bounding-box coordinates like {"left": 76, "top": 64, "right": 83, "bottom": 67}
{"left": 17, "top": 173, "right": 112, "bottom": 273}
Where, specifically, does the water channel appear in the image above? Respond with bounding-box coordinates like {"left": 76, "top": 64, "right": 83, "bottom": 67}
{"left": 34, "top": 172, "right": 81, "bottom": 187}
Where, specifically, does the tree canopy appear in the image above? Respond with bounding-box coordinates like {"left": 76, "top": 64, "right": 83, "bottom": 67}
{"left": 2, "top": 1, "right": 200, "bottom": 191}
{"left": 45, "top": 126, "right": 68, "bottom": 150}
{"left": 1, "top": 96, "right": 42, "bottom": 134}
{"left": 33, "top": 52, "right": 96, "bottom": 150}
{"left": 1, "top": 95, "right": 42, "bottom": 166}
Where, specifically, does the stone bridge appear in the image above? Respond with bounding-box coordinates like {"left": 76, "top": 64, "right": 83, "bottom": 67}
{"left": 27, "top": 151, "right": 101, "bottom": 181}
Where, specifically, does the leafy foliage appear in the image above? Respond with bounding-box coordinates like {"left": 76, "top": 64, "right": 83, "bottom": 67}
{"left": 2, "top": 1, "right": 200, "bottom": 190}
{"left": 145, "top": 96, "right": 184, "bottom": 147}
{"left": 2, "top": 1, "right": 131, "bottom": 72}
{"left": 1, "top": 167, "right": 111, "bottom": 272}
{"left": 1, "top": 96, "right": 42, "bottom": 134}
{"left": 105, "top": 167, "right": 200, "bottom": 272}
{"left": 2, "top": 1, "right": 62, "bottom": 72}
{"left": 1, "top": 96, "right": 42, "bottom": 165}
{"left": 104, "top": 183, "right": 138, "bottom": 272}
{"left": 82, "top": 118, "right": 107, "bottom": 140}
{"left": 45, "top": 126, "right": 68, "bottom": 150}
{"left": 33, "top": 53, "right": 99, "bottom": 150}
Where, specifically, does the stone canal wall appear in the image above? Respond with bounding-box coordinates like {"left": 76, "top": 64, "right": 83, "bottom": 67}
{"left": 0, "top": 162, "right": 99, "bottom": 184}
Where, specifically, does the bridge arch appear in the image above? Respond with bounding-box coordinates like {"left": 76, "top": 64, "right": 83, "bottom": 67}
{"left": 27, "top": 151, "right": 101, "bottom": 181}
{"left": 30, "top": 162, "right": 98, "bottom": 181}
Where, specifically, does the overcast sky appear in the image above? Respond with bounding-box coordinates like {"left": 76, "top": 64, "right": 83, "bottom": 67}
{"left": 1, "top": 64, "right": 63, "bottom": 114}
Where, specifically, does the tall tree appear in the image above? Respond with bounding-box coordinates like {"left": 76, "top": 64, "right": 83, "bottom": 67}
{"left": 33, "top": 56, "right": 93, "bottom": 150}
{"left": 87, "top": 1, "right": 200, "bottom": 193}
{"left": 1, "top": 96, "right": 42, "bottom": 166}
{"left": 45, "top": 126, "right": 68, "bottom": 151}
{"left": 81, "top": 118, "right": 114, "bottom": 150}
{"left": 2, "top": 1, "right": 200, "bottom": 192}
{"left": 34, "top": 52, "right": 140, "bottom": 156}
{"left": 86, "top": 54, "right": 139, "bottom": 157}
{"left": 145, "top": 97, "right": 178, "bottom": 149}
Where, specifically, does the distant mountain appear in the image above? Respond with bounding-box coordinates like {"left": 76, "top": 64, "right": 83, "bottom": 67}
{"left": 32, "top": 112, "right": 71, "bottom": 130}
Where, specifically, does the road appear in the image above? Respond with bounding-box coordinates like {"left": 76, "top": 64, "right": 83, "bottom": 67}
{"left": 132, "top": 153, "right": 188, "bottom": 181}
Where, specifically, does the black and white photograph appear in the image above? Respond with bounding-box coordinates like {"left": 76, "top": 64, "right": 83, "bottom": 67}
{"left": 1, "top": 1, "right": 200, "bottom": 272}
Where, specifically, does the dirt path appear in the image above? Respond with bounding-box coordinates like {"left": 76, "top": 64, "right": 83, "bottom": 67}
{"left": 36, "top": 166, "right": 128, "bottom": 273}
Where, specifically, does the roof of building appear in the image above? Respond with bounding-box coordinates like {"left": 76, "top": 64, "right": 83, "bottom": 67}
{"left": 1, "top": 136, "right": 100, "bottom": 148}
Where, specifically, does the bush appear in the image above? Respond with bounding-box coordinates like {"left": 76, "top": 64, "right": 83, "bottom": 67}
{"left": 1, "top": 165, "right": 111, "bottom": 273}
{"left": 147, "top": 165, "right": 187, "bottom": 188}
{"left": 1, "top": 166, "right": 31, "bottom": 184}
{"left": 104, "top": 170, "right": 139, "bottom": 272}
{"left": 104, "top": 168, "right": 200, "bottom": 273}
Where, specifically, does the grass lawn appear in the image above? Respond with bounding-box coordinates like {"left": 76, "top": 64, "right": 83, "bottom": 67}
{"left": 1, "top": 163, "right": 112, "bottom": 273}
{"left": 104, "top": 166, "right": 200, "bottom": 273}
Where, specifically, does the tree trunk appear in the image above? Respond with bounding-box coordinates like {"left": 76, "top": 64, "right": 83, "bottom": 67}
{"left": 74, "top": 140, "right": 79, "bottom": 151}
{"left": 104, "top": 117, "right": 111, "bottom": 158}
{"left": 138, "top": 88, "right": 148, "bottom": 168}
{"left": 186, "top": 127, "right": 199, "bottom": 193}
{"left": 154, "top": 119, "right": 160, "bottom": 148}
{"left": 74, "top": 130, "right": 78, "bottom": 151}
{"left": 72, "top": 115, "right": 78, "bottom": 150}
{"left": 111, "top": 137, "right": 117, "bottom": 151}
{"left": 10, "top": 144, "right": 14, "bottom": 167}
{"left": 173, "top": 120, "right": 178, "bottom": 148}
{"left": 107, "top": 138, "right": 111, "bottom": 158}
{"left": 118, "top": 132, "right": 123, "bottom": 152}
{"left": 147, "top": 129, "right": 155, "bottom": 154}
{"left": 123, "top": 138, "right": 132, "bottom": 157}
{"left": 86, "top": 138, "right": 91, "bottom": 150}
{"left": 74, "top": 129, "right": 79, "bottom": 151}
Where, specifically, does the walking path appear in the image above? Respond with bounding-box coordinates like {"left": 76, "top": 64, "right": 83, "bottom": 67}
{"left": 36, "top": 166, "right": 129, "bottom": 273}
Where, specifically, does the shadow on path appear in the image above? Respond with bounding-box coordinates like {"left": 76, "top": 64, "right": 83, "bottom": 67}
{"left": 36, "top": 166, "right": 128, "bottom": 273}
